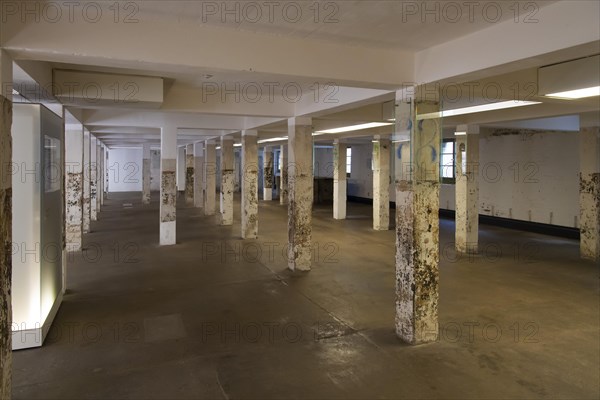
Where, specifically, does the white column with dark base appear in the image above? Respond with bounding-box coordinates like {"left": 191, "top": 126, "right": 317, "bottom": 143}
{"left": 333, "top": 140, "right": 347, "bottom": 220}
{"left": 160, "top": 126, "right": 177, "bottom": 245}
{"left": 455, "top": 124, "right": 479, "bottom": 254}
{"left": 373, "top": 136, "right": 390, "bottom": 230}
{"left": 395, "top": 89, "right": 441, "bottom": 345}
{"left": 204, "top": 140, "right": 217, "bottom": 216}
{"left": 580, "top": 126, "right": 600, "bottom": 261}
{"left": 100, "top": 144, "right": 105, "bottom": 206}
{"left": 263, "top": 146, "right": 274, "bottom": 201}
{"left": 142, "top": 143, "right": 151, "bottom": 204}
{"left": 220, "top": 136, "right": 234, "bottom": 225}
{"left": 194, "top": 141, "right": 204, "bottom": 208}
{"left": 288, "top": 117, "right": 313, "bottom": 271}
{"left": 65, "top": 124, "right": 84, "bottom": 251}
{"left": 241, "top": 130, "right": 258, "bottom": 239}
{"left": 280, "top": 144, "right": 288, "bottom": 205}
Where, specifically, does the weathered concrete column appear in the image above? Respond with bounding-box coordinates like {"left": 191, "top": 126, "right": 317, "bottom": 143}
{"left": 333, "top": 140, "right": 347, "bottom": 220}
{"left": 395, "top": 89, "right": 441, "bottom": 345}
{"left": 204, "top": 140, "right": 217, "bottom": 215}
{"left": 90, "top": 136, "right": 98, "bottom": 221}
{"left": 288, "top": 117, "right": 313, "bottom": 271}
{"left": 455, "top": 125, "right": 479, "bottom": 254}
{"left": 193, "top": 141, "right": 204, "bottom": 208}
{"left": 0, "top": 50, "right": 13, "bottom": 399}
{"left": 373, "top": 137, "right": 391, "bottom": 230}
{"left": 280, "top": 144, "right": 288, "bottom": 205}
{"left": 220, "top": 136, "right": 234, "bottom": 225}
{"left": 263, "top": 146, "right": 274, "bottom": 201}
{"left": 82, "top": 130, "right": 91, "bottom": 232}
{"left": 185, "top": 143, "right": 194, "bottom": 206}
{"left": 142, "top": 143, "right": 151, "bottom": 204}
{"left": 241, "top": 130, "right": 258, "bottom": 239}
{"left": 65, "top": 124, "right": 84, "bottom": 251}
{"left": 160, "top": 126, "right": 177, "bottom": 245}
{"left": 580, "top": 126, "right": 600, "bottom": 261}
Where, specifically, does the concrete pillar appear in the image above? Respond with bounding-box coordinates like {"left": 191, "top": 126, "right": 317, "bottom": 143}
{"left": 580, "top": 126, "right": 600, "bottom": 261}
{"left": 0, "top": 49, "right": 13, "bottom": 399}
{"left": 288, "top": 117, "right": 313, "bottom": 271}
{"left": 204, "top": 140, "right": 217, "bottom": 215}
{"left": 95, "top": 142, "right": 102, "bottom": 213}
{"left": 82, "top": 130, "right": 91, "bottom": 232}
{"left": 333, "top": 140, "right": 347, "bottom": 220}
{"left": 263, "top": 146, "right": 274, "bottom": 201}
{"left": 241, "top": 130, "right": 258, "bottom": 239}
{"left": 193, "top": 141, "right": 204, "bottom": 208}
{"left": 220, "top": 136, "right": 234, "bottom": 225}
{"left": 395, "top": 89, "right": 441, "bottom": 345}
{"left": 160, "top": 126, "right": 177, "bottom": 245}
{"left": 100, "top": 145, "right": 105, "bottom": 206}
{"left": 176, "top": 146, "right": 185, "bottom": 192}
{"left": 185, "top": 143, "right": 194, "bottom": 206}
{"left": 373, "top": 137, "right": 390, "bottom": 230}
{"left": 65, "top": 125, "right": 84, "bottom": 251}
{"left": 142, "top": 143, "right": 151, "bottom": 204}
{"left": 90, "top": 136, "right": 98, "bottom": 221}
{"left": 455, "top": 125, "right": 479, "bottom": 254}
{"left": 280, "top": 144, "right": 288, "bottom": 205}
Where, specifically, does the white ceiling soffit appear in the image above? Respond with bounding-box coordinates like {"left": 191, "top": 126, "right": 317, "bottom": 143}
{"left": 53, "top": 69, "right": 164, "bottom": 108}
{"left": 538, "top": 55, "right": 600, "bottom": 96}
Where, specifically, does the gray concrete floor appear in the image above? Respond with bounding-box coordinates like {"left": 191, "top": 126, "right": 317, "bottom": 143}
{"left": 12, "top": 191, "right": 600, "bottom": 399}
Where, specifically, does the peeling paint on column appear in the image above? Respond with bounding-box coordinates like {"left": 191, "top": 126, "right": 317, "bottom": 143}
{"left": 455, "top": 133, "right": 479, "bottom": 254}
{"left": 242, "top": 134, "right": 258, "bottom": 239}
{"left": 193, "top": 145, "right": 204, "bottom": 208}
{"left": 161, "top": 159, "right": 177, "bottom": 223}
{"left": 333, "top": 142, "right": 347, "bottom": 220}
{"left": 373, "top": 139, "right": 390, "bottom": 230}
{"left": 263, "top": 148, "right": 274, "bottom": 201}
{"left": 220, "top": 139, "right": 234, "bottom": 225}
{"left": 395, "top": 181, "right": 440, "bottom": 344}
{"left": 142, "top": 158, "right": 151, "bottom": 204}
{"left": 0, "top": 94, "right": 13, "bottom": 399}
{"left": 580, "top": 127, "right": 600, "bottom": 261}
{"left": 288, "top": 120, "right": 313, "bottom": 271}
{"left": 280, "top": 145, "right": 288, "bottom": 205}
{"left": 82, "top": 132, "right": 91, "bottom": 232}
{"left": 65, "top": 172, "right": 83, "bottom": 250}
{"left": 204, "top": 142, "right": 216, "bottom": 216}
{"left": 394, "top": 96, "right": 441, "bottom": 345}
{"left": 185, "top": 147, "right": 194, "bottom": 206}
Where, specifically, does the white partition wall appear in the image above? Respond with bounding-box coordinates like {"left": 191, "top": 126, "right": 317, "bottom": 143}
{"left": 11, "top": 104, "right": 64, "bottom": 350}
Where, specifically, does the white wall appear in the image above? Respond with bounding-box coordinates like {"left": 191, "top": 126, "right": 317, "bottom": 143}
{"left": 346, "top": 131, "right": 580, "bottom": 228}
{"left": 107, "top": 148, "right": 143, "bottom": 192}
{"left": 314, "top": 146, "right": 334, "bottom": 178}
{"left": 150, "top": 149, "right": 161, "bottom": 191}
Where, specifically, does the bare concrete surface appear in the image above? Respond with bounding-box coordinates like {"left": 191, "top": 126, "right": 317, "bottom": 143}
{"left": 12, "top": 192, "right": 600, "bottom": 399}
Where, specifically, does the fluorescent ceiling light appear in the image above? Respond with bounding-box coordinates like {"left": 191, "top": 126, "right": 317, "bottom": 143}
{"left": 234, "top": 143, "right": 242, "bottom": 147}
{"left": 314, "top": 122, "right": 394, "bottom": 135}
{"left": 258, "top": 136, "right": 288, "bottom": 144}
{"left": 545, "top": 86, "right": 600, "bottom": 99}
{"left": 454, "top": 131, "right": 467, "bottom": 136}
{"left": 417, "top": 101, "right": 542, "bottom": 120}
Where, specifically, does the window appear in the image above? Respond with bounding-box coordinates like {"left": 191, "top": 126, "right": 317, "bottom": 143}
{"left": 346, "top": 147, "right": 352, "bottom": 178}
{"left": 441, "top": 139, "right": 455, "bottom": 184}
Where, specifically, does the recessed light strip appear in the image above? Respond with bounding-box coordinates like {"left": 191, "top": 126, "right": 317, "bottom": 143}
{"left": 417, "top": 100, "right": 542, "bottom": 120}
{"left": 545, "top": 86, "right": 600, "bottom": 99}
